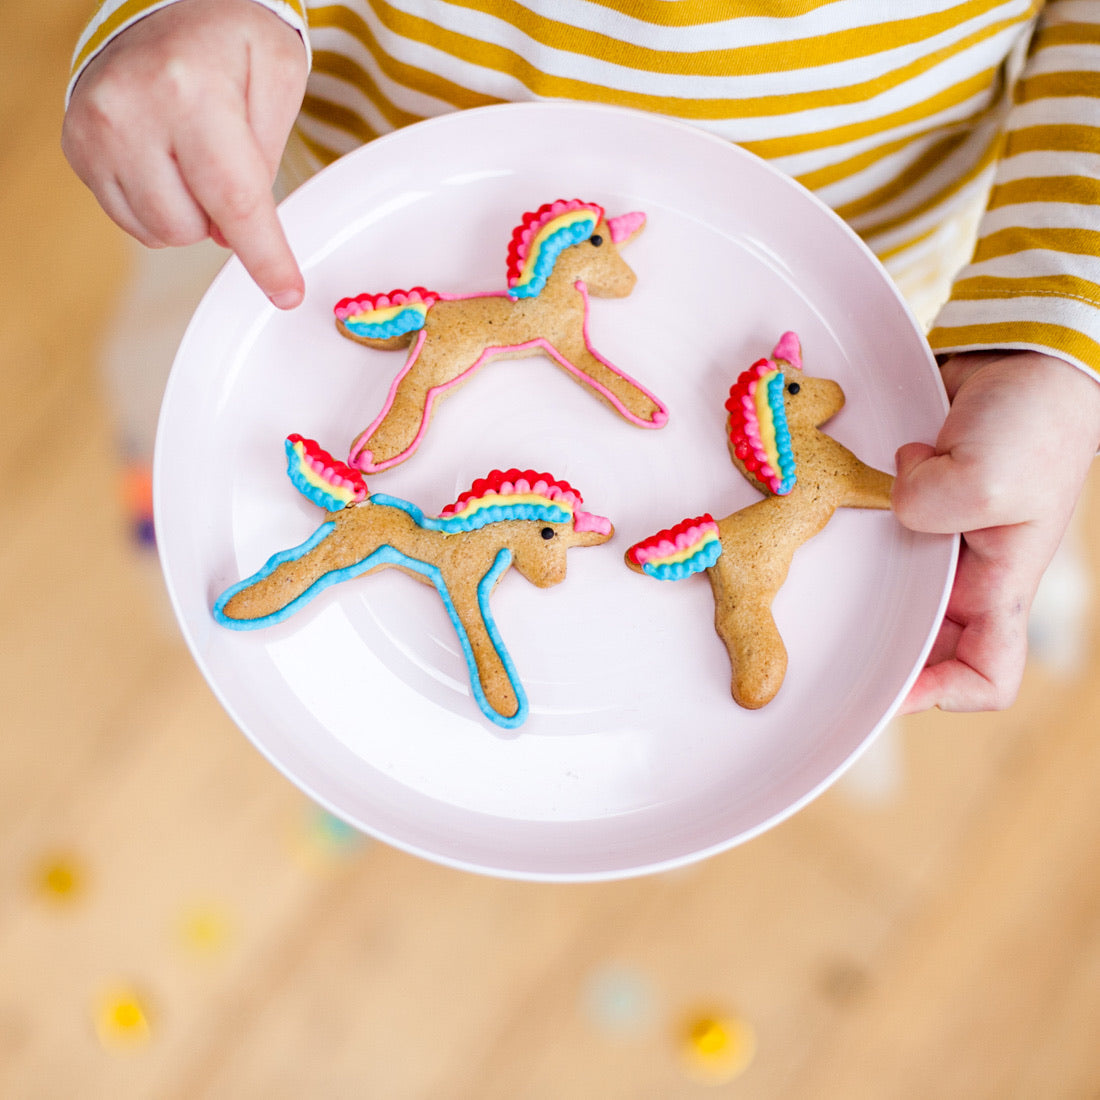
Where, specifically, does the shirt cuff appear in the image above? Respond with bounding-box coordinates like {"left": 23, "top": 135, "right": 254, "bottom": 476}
{"left": 927, "top": 291, "right": 1100, "bottom": 384}
{"left": 66, "top": 0, "right": 311, "bottom": 107}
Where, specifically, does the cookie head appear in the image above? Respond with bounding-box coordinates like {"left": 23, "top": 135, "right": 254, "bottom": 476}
{"left": 725, "top": 358, "right": 798, "bottom": 496}
{"left": 439, "top": 469, "right": 613, "bottom": 586}
{"left": 506, "top": 199, "right": 644, "bottom": 300}
{"left": 724, "top": 333, "right": 845, "bottom": 494}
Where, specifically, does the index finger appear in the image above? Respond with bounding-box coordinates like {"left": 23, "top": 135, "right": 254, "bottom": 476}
{"left": 175, "top": 110, "right": 304, "bottom": 308}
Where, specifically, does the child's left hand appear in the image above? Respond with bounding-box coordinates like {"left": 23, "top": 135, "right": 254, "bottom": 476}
{"left": 892, "top": 349, "right": 1100, "bottom": 713}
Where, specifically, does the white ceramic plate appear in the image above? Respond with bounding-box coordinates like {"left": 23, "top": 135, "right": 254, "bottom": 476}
{"left": 155, "top": 103, "right": 956, "bottom": 880}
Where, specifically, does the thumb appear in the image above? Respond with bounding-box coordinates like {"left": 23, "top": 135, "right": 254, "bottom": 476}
{"left": 891, "top": 441, "right": 977, "bottom": 534}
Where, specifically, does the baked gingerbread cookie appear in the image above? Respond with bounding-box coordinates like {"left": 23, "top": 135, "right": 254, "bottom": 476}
{"left": 625, "top": 333, "right": 894, "bottom": 709}
{"left": 214, "top": 436, "right": 613, "bottom": 729}
{"left": 334, "top": 198, "right": 669, "bottom": 473}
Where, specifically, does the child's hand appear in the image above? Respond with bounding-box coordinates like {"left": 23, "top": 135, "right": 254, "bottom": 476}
{"left": 892, "top": 350, "right": 1100, "bottom": 713}
{"left": 62, "top": 0, "right": 308, "bottom": 308}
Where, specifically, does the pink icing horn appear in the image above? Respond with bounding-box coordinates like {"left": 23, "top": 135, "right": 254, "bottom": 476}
{"left": 772, "top": 331, "right": 802, "bottom": 370}
{"left": 574, "top": 508, "right": 613, "bottom": 536}
{"left": 607, "top": 210, "right": 646, "bottom": 245}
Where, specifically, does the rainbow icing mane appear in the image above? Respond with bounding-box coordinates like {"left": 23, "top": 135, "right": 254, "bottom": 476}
{"left": 334, "top": 288, "right": 439, "bottom": 340}
{"left": 431, "top": 468, "right": 612, "bottom": 535}
{"left": 626, "top": 514, "right": 722, "bottom": 580}
{"left": 285, "top": 435, "right": 368, "bottom": 511}
{"left": 506, "top": 200, "right": 604, "bottom": 299}
{"left": 725, "top": 357, "right": 800, "bottom": 497}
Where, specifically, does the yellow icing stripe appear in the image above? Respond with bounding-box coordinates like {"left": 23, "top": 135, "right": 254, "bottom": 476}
{"left": 650, "top": 530, "right": 720, "bottom": 567}
{"left": 345, "top": 302, "right": 424, "bottom": 324}
{"left": 301, "top": 466, "right": 355, "bottom": 499}
{"left": 753, "top": 373, "right": 780, "bottom": 466}
{"left": 448, "top": 492, "right": 570, "bottom": 521}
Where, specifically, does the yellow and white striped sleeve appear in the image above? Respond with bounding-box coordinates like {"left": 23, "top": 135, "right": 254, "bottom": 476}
{"left": 928, "top": 0, "right": 1100, "bottom": 380}
{"left": 66, "top": 0, "right": 311, "bottom": 106}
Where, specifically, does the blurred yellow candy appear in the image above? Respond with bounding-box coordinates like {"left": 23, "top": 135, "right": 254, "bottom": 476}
{"left": 34, "top": 854, "right": 85, "bottom": 903}
{"left": 94, "top": 987, "right": 153, "bottom": 1051}
{"left": 180, "top": 904, "right": 232, "bottom": 956}
{"left": 680, "top": 1009, "right": 756, "bottom": 1083}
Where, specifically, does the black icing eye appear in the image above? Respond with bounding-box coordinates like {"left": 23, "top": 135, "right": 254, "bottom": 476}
{"left": 540, "top": 526, "right": 556, "bottom": 540}
{"left": 787, "top": 382, "right": 801, "bottom": 395}
{"left": 589, "top": 233, "right": 603, "bottom": 246}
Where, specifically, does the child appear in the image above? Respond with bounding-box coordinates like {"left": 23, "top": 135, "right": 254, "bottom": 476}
{"left": 62, "top": 0, "right": 1100, "bottom": 714}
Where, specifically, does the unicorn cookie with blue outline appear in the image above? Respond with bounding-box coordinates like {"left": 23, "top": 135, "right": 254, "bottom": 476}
{"left": 214, "top": 436, "right": 613, "bottom": 729}
{"left": 625, "top": 333, "right": 895, "bottom": 709}
{"left": 334, "top": 198, "right": 669, "bottom": 473}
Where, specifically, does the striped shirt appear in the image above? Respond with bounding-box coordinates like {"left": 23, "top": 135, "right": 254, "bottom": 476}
{"left": 69, "top": 1, "right": 1100, "bottom": 380}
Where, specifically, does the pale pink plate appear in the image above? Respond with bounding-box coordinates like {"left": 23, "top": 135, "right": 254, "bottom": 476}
{"left": 155, "top": 103, "right": 956, "bottom": 880}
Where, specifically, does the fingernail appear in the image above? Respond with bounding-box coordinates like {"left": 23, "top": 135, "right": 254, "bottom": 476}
{"left": 270, "top": 288, "right": 304, "bottom": 310}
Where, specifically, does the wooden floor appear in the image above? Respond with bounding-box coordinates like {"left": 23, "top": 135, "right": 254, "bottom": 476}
{"left": 5, "top": 5, "right": 1100, "bottom": 1097}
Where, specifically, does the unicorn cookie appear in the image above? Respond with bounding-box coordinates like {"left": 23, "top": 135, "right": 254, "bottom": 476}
{"left": 335, "top": 198, "right": 669, "bottom": 473}
{"left": 214, "top": 436, "right": 613, "bottom": 729}
{"left": 625, "top": 333, "right": 894, "bottom": 709}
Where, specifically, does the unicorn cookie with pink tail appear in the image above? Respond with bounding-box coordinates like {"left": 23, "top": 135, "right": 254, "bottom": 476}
{"left": 625, "top": 333, "right": 894, "bottom": 710}
{"left": 214, "top": 436, "right": 613, "bottom": 729}
{"left": 335, "top": 198, "right": 668, "bottom": 473}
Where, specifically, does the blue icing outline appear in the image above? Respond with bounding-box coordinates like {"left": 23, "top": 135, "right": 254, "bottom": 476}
{"left": 343, "top": 305, "right": 427, "bottom": 340}
{"left": 641, "top": 537, "right": 723, "bottom": 581}
{"left": 212, "top": 521, "right": 528, "bottom": 729}
{"left": 508, "top": 217, "right": 597, "bottom": 299}
{"left": 370, "top": 492, "right": 570, "bottom": 533}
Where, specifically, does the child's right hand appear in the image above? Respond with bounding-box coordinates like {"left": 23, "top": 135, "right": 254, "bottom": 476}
{"left": 62, "top": 0, "right": 309, "bottom": 308}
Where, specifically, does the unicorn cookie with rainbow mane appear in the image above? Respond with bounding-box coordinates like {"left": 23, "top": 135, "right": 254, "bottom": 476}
{"left": 334, "top": 198, "right": 668, "bottom": 473}
{"left": 213, "top": 436, "right": 613, "bottom": 729}
{"left": 625, "top": 332, "right": 895, "bottom": 710}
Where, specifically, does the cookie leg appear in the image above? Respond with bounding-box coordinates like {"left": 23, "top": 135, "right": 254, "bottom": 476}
{"left": 446, "top": 576, "right": 525, "bottom": 727}
{"left": 215, "top": 523, "right": 374, "bottom": 627}
{"left": 710, "top": 585, "right": 789, "bottom": 710}
{"left": 349, "top": 343, "right": 442, "bottom": 472}
{"left": 547, "top": 333, "right": 668, "bottom": 428}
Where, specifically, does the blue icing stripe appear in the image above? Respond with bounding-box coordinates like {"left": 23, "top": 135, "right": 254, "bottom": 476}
{"left": 641, "top": 538, "right": 723, "bottom": 581}
{"left": 509, "top": 218, "right": 597, "bottom": 299}
{"left": 369, "top": 493, "right": 570, "bottom": 533}
{"left": 212, "top": 525, "right": 528, "bottom": 728}
{"left": 344, "top": 306, "right": 426, "bottom": 340}
{"left": 767, "top": 372, "right": 797, "bottom": 493}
